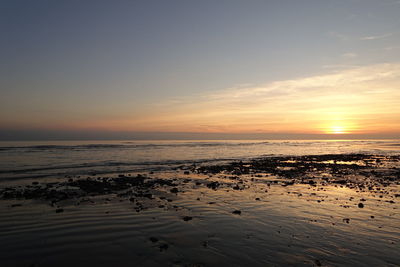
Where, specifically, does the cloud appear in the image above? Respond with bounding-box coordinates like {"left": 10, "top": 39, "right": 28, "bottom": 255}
{"left": 384, "top": 45, "right": 400, "bottom": 51}
{"left": 361, "top": 33, "right": 393, "bottom": 40}
{"left": 18, "top": 63, "right": 400, "bottom": 135}
{"left": 341, "top": 53, "right": 357, "bottom": 59}
{"left": 327, "top": 31, "right": 349, "bottom": 41}
{"left": 121, "top": 63, "right": 400, "bottom": 134}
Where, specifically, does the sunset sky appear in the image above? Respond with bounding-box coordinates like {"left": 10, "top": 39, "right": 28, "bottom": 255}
{"left": 1, "top": 0, "right": 400, "bottom": 140}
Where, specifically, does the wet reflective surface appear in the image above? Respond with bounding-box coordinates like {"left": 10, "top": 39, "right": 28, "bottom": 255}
{"left": 1, "top": 153, "right": 399, "bottom": 266}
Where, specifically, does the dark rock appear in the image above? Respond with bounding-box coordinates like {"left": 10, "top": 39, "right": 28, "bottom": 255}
{"left": 358, "top": 203, "right": 364, "bottom": 208}
{"left": 56, "top": 208, "right": 64, "bottom": 213}
{"left": 206, "top": 181, "right": 220, "bottom": 190}
{"left": 232, "top": 210, "right": 241, "bottom": 215}
{"left": 183, "top": 216, "right": 193, "bottom": 221}
{"left": 159, "top": 243, "right": 168, "bottom": 251}
{"left": 314, "top": 259, "right": 322, "bottom": 266}
{"left": 149, "top": 237, "right": 158, "bottom": 243}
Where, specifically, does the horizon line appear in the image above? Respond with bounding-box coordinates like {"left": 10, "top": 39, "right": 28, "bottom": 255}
{"left": 0, "top": 130, "right": 399, "bottom": 141}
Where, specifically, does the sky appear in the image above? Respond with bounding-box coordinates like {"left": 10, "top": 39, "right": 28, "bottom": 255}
{"left": 1, "top": 0, "right": 400, "bottom": 140}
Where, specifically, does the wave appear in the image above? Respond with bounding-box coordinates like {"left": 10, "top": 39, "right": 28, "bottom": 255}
{"left": 1, "top": 140, "right": 395, "bottom": 152}
{"left": 0, "top": 142, "right": 274, "bottom": 152}
{"left": 0, "top": 157, "right": 238, "bottom": 177}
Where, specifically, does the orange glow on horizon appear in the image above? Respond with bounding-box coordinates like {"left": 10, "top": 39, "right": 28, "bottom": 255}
{"left": 328, "top": 126, "right": 347, "bottom": 134}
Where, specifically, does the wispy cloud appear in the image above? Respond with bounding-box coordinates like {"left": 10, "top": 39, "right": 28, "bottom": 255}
{"left": 327, "top": 31, "right": 349, "bottom": 41}
{"left": 384, "top": 45, "right": 400, "bottom": 51}
{"left": 341, "top": 52, "right": 358, "bottom": 59}
{"left": 115, "top": 63, "right": 400, "bottom": 134}
{"left": 361, "top": 33, "right": 393, "bottom": 40}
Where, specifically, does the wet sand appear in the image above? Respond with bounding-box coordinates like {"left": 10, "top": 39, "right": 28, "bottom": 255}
{"left": 0, "top": 154, "right": 399, "bottom": 266}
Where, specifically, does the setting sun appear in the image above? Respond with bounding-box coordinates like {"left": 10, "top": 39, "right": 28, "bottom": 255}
{"left": 330, "top": 125, "right": 347, "bottom": 134}
{"left": 319, "top": 120, "right": 358, "bottom": 135}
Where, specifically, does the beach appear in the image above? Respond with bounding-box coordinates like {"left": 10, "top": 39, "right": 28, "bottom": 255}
{"left": 0, "top": 141, "right": 399, "bottom": 266}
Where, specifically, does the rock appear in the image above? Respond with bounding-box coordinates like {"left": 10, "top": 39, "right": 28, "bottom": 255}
{"left": 232, "top": 210, "right": 241, "bottom": 215}
{"left": 159, "top": 244, "right": 168, "bottom": 251}
{"left": 183, "top": 216, "right": 193, "bottom": 221}
{"left": 170, "top": 188, "right": 179, "bottom": 193}
{"left": 56, "top": 208, "right": 64, "bottom": 213}
{"left": 206, "top": 181, "right": 220, "bottom": 190}
{"left": 149, "top": 237, "right": 158, "bottom": 243}
{"left": 358, "top": 203, "right": 364, "bottom": 208}
{"left": 314, "top": 259, "right": 322, "bottom": 266}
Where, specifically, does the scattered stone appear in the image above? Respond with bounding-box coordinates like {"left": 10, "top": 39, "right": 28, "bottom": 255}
{"left": 207, "top": 182, "right": 220, "bottom": 190}
{"left": 183, "top": 216, "right": 193, "bottom": 221}
{"left": 159, "top": 244, "right": 168, "bottom": 251}
{"left": 149, "top": 237, "right": 158, "bottom": 243}
{"left": 170, "top": 188, "right": 179, "bottom": 193}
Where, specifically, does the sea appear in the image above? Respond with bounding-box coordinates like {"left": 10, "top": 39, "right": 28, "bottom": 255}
{"left": 1, "top": 140, "right": 399, "bottom": 266}
{"left": 1, "top": 139, "right": 400, "bottom": 181}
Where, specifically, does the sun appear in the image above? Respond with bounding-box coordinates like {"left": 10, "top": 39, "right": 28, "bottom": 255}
{"left": 319, "top": 119, "right": 357, "bottom": 134}
{"left": 330, "top": 125, "right": 347, "bottom": 134}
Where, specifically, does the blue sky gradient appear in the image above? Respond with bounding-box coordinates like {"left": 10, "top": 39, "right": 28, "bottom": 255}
{"left": 1, "top": 0, "right": 400, "bottom": 139}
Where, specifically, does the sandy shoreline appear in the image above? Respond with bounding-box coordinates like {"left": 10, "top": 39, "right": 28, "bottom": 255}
{"left": 0, "top": 154, "right": 399, "bottom": 266}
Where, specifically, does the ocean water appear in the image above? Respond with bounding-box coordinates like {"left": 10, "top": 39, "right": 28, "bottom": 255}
{"left": 1, "top": 139, "right": 400, "bottom": 181}
{"left": 1, "top": 140, "right": 399, "bottom": 266}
